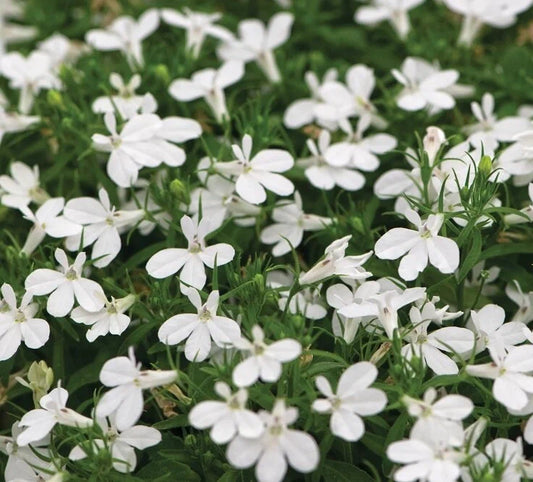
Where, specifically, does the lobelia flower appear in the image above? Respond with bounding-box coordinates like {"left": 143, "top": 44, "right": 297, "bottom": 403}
{"left": 0, "top": 50, "right": 60, "bottom": 114}
{"left": 0, "top": 283, "right": 49, "bottom": 361}
{"left": 92, "top": 73, "right": 158, "bottom": 120}
{"left": 161, "top": 8, "right": 233, "bottom": 58}
{"left": 506, "top": 281, "right": 533, "bottom": 323}
{"left": 299, "top": 235, "right": 373, "bottom": 285}
{"left": 374, "top": 208, "right": 460, "bottom": 281}
{"left": 95, "top": 347, "right": 177, "bottom": 431}
{"left": 17, "top": 386, "right": 93, "bottom": 446}
{"left": 312, "top": 362, "right": 387, "bottom": 441}
{"left": 214, "top": 134, "right": 294, "bottom": 204}
{"left": 464, "top": 261, "right": 500, "bottom": 297}
{"left": 188, "top": 381, "right": 263, "bottom": 443}
{"left": 217, "top": 13, "right": 294, "bottom": 83}
{"left": 283, "top": 69, "right": 338, "bottom": 129}
{"left": 260, "top": 192, "right": 332, "bottom": 256}
{"left": 0, "top": 0, "right": 36, "bottom": 55}
{"left": 505, "top": 183, "right": 533, "bottom": 225}
{"left": 69, "top": 416, "right": 161, "bottom": 474}
{"left": 298, "top": 130, "right": 374, "bottom": 191}
{"left": 24, "top": 248, "right": 106, "bottom": 317}
{"left": 392, "top": 57, "right": 461, "bottom": 112}
{"left": 85, "top": 9, "right": 160, "bottom": 69}
{"left": 481, "top": 438, "right": 533, "bottom": 481}
{"left": 158, "top": 289, "right": 240, "bottom": 362}
{"left": 466, "top": 341, "right": 533, "bottom": 411}
{"left": 36, "top": 33, "right": 86, "bottom": 72}
{"left": 232, "top": 325, "right": 301, "bottom": 387}
{"left": 498, "top": 131, "right": 533, "bottom": 187}
{"left": 226, "top": 399, "right": 319, "bottom": 482}
{"left": 354, "top": 0, "right": 426, "bottom": 40}
{"left": 146, "top": 214, "right": 235, "bottom": 293}
{"left": 169, "top": 60, "right": 244, "bottom": 123}
{"left": 413, "top": 296, "right": 462, "bottom": 326}
{"left": 466, "top": 303, "right": 526, "bottom": 354}
{"left": 442, "top": 0, "right": 533, "bottom": 47}
{"left": 19, "top": 197, "right": 81, "bottom": 255}
{"left": 464, "top": 93, "right": 530, "bottom": 151}
{"left": 0, "top": 107, "right": 40, "bottom": 144}
{"left": 64, "top": 187, "right": 144, "bottom": 268}
{"left": 0, "top": 161, "right": 48, "bottom": 209}
{"left": 402, "top": 311, "right": 474, "bottom": 375}
{"left": 71, "top": 294, "right": 136, "bottom": 342}
{"left": 403, "top": 388, "right": 473, "bottom": 446}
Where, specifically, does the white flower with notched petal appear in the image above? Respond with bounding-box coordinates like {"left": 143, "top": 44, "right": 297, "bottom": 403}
{"left": 85, "top": 9, "right": 159, "bottom": 68}
{"left": 0, "top": 283, "right": 49, "bottom": 361}
{"left": 25, "top": 248, "right": 105, "bottom": 317}
{"left": 232, "top": 325, "right": 301, "bottom": 387}
{"left": 71, "top": 294, "right": 135, "bottom": 342}
{"left": 355, "top": 0, "right": 425, "bottom": 40}
{"left": 19, "top": 197, "right": 81, "bottom": 255}
{"left": 499, "top": 132, "right": 533, "bottom": 186}
{"left": 226, "top": 399, "right": 319, "bottom": 482}
{"left": 17, "top": 386, "right": 93, "bottom": 446}
{"left": 158, "top": 289, "right": 240, "bottom": 362}
{"left": 0, "top": 107, "right": 40, "bottom": 144}
{"left": 169, "top": 61, "right": 244, "bottom": 123}
{"left": 214, "top": 134, "right": 294, "bottom": 204}
{"left": 161, "top": 8, "right": 233, "bottom": 58}
{"left": 0, "top": 161, "right": 47, "bottom": 209}
{"left": 189, "top": 381, "right": 263, "bottom": 444}
{"left": 466, "top": 341, "right": 533, "bottom": 411}
{"left": 0, "top": 51, "right": 60, "bottom": 114}
{"left": 312, "top": 362, "right": 387, "bottom": 441}
{"left": 299, "top": 235, "right": 372, "bottom": 285}
{"left": 69, "top": 417, "right": 161, "bottom": 474}
{"left": 64, "top": 187, "right": 144, "bottom": 268}
{"left": 403, "top": 388, "right": 473, "bottom": 447}
{"left": 506, "top": 280, "right": 533, "bottom": 323}
{"left": 392, "top": 57, "right": 461, "bottom": 112}
{"left": 95, "top": 347, "right": 177, "bottom": 431}
{"left": 375, "top": 208, "right": 460, "bottom": 281}
{"left": 260, "top": 192, "right": 331, "bottom": 257}
{"left": 218, "top": 13, "right": 293, "bottom": 83}
{"left": 146, "top": 215, "right": 235, "bottom": 293}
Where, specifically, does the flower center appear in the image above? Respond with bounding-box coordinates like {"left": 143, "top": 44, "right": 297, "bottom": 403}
{"left": 15, "top": 310, "right": 26, "bottom": 323}
{"left": 189, "top": 241, "right": 202, "bottom": 254}
{"left": 66, "top": 267, "right": 78, "bottom": 280}
{"left": 199, "top": 307, "right": 211, "bottom": 322}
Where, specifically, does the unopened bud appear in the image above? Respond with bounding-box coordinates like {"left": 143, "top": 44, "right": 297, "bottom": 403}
{"left": 169, "top": 179, "right": 189, "bottom": 204}
{"left": 154, "top": 64, "right": 170, "bottom": 84}
{"left": 17, "top": 361, "right": 54, "bottom": 407}
{"left": 423, "top": 126, "right": 446, "bottom": 165}
{"left": 47, "top": 90, "right": 64, "bottom": 109}
{"left": 479, "top": 155, "right": 492, "bottom": 177}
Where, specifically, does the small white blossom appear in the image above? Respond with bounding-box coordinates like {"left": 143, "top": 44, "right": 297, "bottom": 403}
{"left": 0, "top": 161, "right": 47, "bottom": 209}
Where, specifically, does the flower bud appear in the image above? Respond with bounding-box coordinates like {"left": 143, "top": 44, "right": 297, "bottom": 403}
{"left": 18, "top": 361, "right": 54, "bottom": 408}
{"left": 423, "top": 126, "right": 445, "bottom": 166}
{"left": 47, "top": 90, "right": 64, "bottom": 109}
{"left": 169, "top": 179, "right": 189, "bottom": 204}
{"left": 478, "top": 155, "right": 492, "bottom": 177}
{"left": 154, "top": 64, "right": 170, "bottom": 84}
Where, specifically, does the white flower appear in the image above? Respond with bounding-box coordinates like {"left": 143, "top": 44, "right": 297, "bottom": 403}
{"left": 158, "top": 289, "right": 240, "bottom": 362}
{"left": 464, "top": 261, "right": 500, "bottom": 296}
{"left": 0, "top": 161, "right": 47, "bottom": 209}
{"left": 24, "top": 248, "right": 105, "bottom": 317}
{"left": 464, "top": 93, "right": 530, "bottom": 151}
{"left": 37, "top": 33, "right": 85, "bottom": 71}
{"left": 0, "top": 107, "right": 39, "bottom": 144}
{"left": 85, "top": 9, "right": 160, "bottom": 68}
{"left": 402, "top": 315, "right": 474, "bottom": 375}
{"left": 189, "top": 381, "right": 263, "bottom": 443}
{"left": 232, "top": 325, "right": 301, "bottom": 387}
{"left": 312, "top": 362, "right": 387, "bottom": 441}
{"left": 466, "top": 341, "right": 533, "bottom": 411}
{"left": 161, "top": 8, "right": 233, "bottom": 58}
{"left": 299, "top": 235, "right": 372, "bottom": 285}
{"left": 392, "top": 57, "right": 461, "bottom": 112}
{"left": 226, "top": 399, "right": 319, "bottom": 482}
{"left": 260, "top": 192, "right": 331, "bottom": 256}
{"left": 0, "top": 283, "right": 49, "bottom": 360}
{"left": 69, "top": 417, "right": 161, "bottom": 473}
{"left": 169, "top": 60, "right": 244, "bottom": 123}
{"left": 403, "top": 388, "right": 473, "bottom": 446}
{"left": 0, "top": 1, "right": 36, "bottom": 55}
{"left": 71, "top": 294, "right": 135, "bottom": 342}
{"left": 19, "top": 197, "right": 81, "bottom": 255}
{"left": 374, "top": 208, "right": 460, "bottom": 281}
{"left": 95, "top": 347, "right": 177, "bottom": 431}
{"left": 214, "top": 134, "right": 294, "bottom": 204}
{"left": 443, "top": 0, "right": 532, "bottom": 46}
{"left": 92, "top": 73, "right": 158, "bottom": 120}
{"left": 17, "top": 386, "right": 93, "bottom": 446}
{"left": 506, "top": 281, "right": 533, "bottom": 323}
{"left": 0, "top": 51, "right": 60, "bottom": 113}
{"left": 423, "top": 126, "right": 446, "bottom": 164}
{"left": 218, "top": 13, "right": 294, "bottom": 83}
{"left": 355, "top": 0, "right": 425, "bottom": 40}
{"left": 467, "top": 303, "right": 526, "bottom": 354}
{"left": 146, "top": 214, "right": 235, "bottom": 293}
{"left": 387, "top": 435, "right": 461, "bottom": 482}
{"left": 283, "top": 69, "right": 338, "bottom": 129}
{"left": 499, "top": 132, "right": 533, "bottom": 186}
{"left": 483, "top": 438, "right": 533, "bottom": 481}
{"left": 298, "top": 130, "right": 371, "bottom": 191}
{"left": 64, "top": 187, "right": 144, "bottom": 268}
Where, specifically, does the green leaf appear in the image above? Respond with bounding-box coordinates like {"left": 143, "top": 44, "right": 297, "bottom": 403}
{"left": 480, "top": 243, "right": 533, "bottom": 261}
{"left": 135, "top": 460, "right": 201, "bottom": 481}
{"left": 457, "top": 228, "right": 482, "bottom": 283}
{"left": 321, "top": 460, "right": 375, "bottom": 482}
{"left": 152, "top": 414, "right": 189, "bottom": 430}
